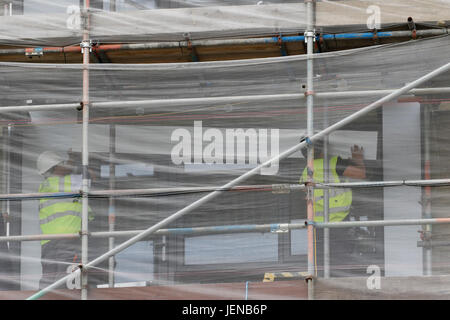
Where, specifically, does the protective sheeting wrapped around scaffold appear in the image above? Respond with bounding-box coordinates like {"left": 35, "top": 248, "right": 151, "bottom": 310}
{"left": 0, "top": 0, "right": 449, "bottom": 300}
{"left": 0, "top": 0, "right": 449, "bottom": 45}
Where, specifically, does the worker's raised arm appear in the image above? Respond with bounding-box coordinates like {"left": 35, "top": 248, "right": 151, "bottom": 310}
{"left": 342, "top": 145, "right": 366, "bottom": 179}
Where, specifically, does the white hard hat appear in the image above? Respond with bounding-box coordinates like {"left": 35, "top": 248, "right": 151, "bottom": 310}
{"left": 36, "top": 151, "right": 68, "bottom": 175}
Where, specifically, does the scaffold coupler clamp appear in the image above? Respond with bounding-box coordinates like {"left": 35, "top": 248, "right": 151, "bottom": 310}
{"left": 300, "top": 135, "right": 313, "bottom": 146}
{"left": 270, "top": 223, "right": 289, "bottom": 233}
{"left": 304, "top": 90, "right": 314, "bottom": 97}
{"left": 80, "top": 40, "right": 93, "bottom": 54}
{"left": 304, "top": 30, "right": 316, "bottom": 44}
{"left": 305, "top": 181, "right": 315, "bottom": 201}
{"left": 272, "top": 184, "right": 291, "bottom": 194}
{"left": 25, "top": 47, "right": 44, "bottom": 57}
{"left": 418, "top": 230, "right": 432, "bottom": 241}
{"left": 305, "top": 220, "right": 316, "bottom": 227}
{"left": 304, "top": 273, "right": 314, "bottom": 283}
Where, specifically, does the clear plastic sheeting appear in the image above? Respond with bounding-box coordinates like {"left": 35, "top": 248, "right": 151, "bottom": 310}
{"left": 0, "top": 0, "right": 449, "bottom": 46}
{"left": 0, "top": 0, "right": 449, "bottom": 301}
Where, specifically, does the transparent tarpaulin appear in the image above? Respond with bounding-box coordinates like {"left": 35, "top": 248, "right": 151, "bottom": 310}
{"left": 0, "top": 0, "right": 449, "bottom": 300}
{"left": 0, "top": 0, "right": 449, "bottom": 45}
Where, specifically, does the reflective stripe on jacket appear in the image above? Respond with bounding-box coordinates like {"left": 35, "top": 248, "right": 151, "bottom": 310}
{"left": 38, "top": 175, "right": 92, "bottom": 245}
{"left": 301, "top": 156, "right": 352, "bottom": 222}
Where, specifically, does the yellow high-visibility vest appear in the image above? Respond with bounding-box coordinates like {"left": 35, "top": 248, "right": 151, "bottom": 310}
{"left": 38, "top": 175, "right": 92, "bottom": 245}
{"left": 301, "top": 156, "right": 352, "bottom": 222}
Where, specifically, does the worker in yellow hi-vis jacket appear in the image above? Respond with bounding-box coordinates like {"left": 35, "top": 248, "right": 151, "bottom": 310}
{"left": 300, "top": 138, "right": 366, "bottom": 277}
{"left": 36, "top": 151, "right": 93, "bottom": 289}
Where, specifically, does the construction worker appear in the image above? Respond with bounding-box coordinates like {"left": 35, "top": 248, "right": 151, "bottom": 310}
{"left": 300, "top": 138, "right": 366, "bottom": 276}
{"left": 36, "top": 150, "right": 92, "bottom": 289}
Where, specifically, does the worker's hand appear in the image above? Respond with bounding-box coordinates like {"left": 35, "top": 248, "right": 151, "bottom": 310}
{"left": 351, "top": 145, "right": 364, "bottom": 160}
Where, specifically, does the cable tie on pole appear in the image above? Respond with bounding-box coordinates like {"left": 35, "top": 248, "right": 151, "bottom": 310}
{"left": 373, "top": 28, "right": 379, "bottom": 44}
{"left": 277, "top": 34, "right": 283, "bottom": 46}
{"left": 304, "top": 90, "right": 315, "bottom": 97}
{"left": 77, "top": 102, "right": 84, "bottom": 111}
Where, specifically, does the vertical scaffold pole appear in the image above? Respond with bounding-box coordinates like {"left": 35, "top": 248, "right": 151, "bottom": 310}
{"left": 423, "top": 105, "right": 432, "bottom": 276}
{"left": 323, "top": 105, "right": 330, "bottom": 279}
{"left": 305, "top": 0, "right": 316, "bottom": 300}
{"left": 80, "top": 0, "right": 91, "bottom": 300}
{"left": 108, "top": 124, "right": 116, "bottom": 287}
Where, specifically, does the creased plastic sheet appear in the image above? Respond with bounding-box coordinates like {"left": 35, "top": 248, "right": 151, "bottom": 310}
{"left": 0, "top": 33, "right": 448, "bottom": 299}
{"left": 0, "top": 0, "right": 449, "bottom": 299}
{"left": 0, "top": 0, "right": 449, "bottom": 46}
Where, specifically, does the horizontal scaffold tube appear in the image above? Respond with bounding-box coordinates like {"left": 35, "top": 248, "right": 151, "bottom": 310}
{"left": 0, "top": 29, "right": 447, "bottom": 56}
{"left": 4, "top": 217, "right": 450, "bottom": 243}
{"left": 312, "top": 218, "right": 450, "bottom": 229}
{"left": 1, "top": 87, "right": 450, "bottom": 114}
{"left": 0, "top": 223, "right": 305, "bottom": 242}
{"left": 4, "top": 178, "right": 450, "bottom": 201}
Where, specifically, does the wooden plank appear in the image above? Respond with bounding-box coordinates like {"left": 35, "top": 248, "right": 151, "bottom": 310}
{"left": 3, "top": 275, "right": 450, "bottom": 300}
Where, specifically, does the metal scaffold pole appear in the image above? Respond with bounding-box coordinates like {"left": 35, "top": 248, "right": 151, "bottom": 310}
{"left": 108, "top": 124, "right": 116, "bottom": 287}
{"left": 423, "top": 104, "right": 432, "bottom": 276}
{"left": 323, "top": 104, "right": 330, "bottom": 279}
{"left": 0, "top": 87, "right": 449, "bottom": 115}
{"left": 3, "top": 217, "right": 450, "bottom": 243}
{"left": 0, "top": 29, "right": 446, "bottom": 56}
{"left": 305, "top": 0, "right": 316, "bottom": 300}
{"left": 25, "top": 56, "right": 450, "bottom": 301}
{"left": 80, "top": 0, "right": 91, "bottom": 301}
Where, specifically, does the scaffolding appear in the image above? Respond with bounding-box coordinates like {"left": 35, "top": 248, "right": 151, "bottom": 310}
{"left": 0, "top": 0, "right": 449, "bottom": 300}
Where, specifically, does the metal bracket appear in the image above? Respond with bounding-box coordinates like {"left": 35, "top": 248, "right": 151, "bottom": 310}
{"left": 79, "top": 231, "right": 90, "bottom": 237}
{"left": 272, "top": 184, "right": 291, "bottom": 194}
{"left": 25, "top": 47, "right": 44, "bottom": 57}
{"left": 270, "top": 223, "right": 289, "bottom": 233}
{"left": 80, "top": 40, "right": 93, "bottom": 54}
{"left": 418, "top": 230, "right": 432, "bottom": 241}
{"left": 304, "top": 30, "right": 316, "bottom": 44}
{"left": 372, "top": 29, "right": 380, "bottom": 44}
